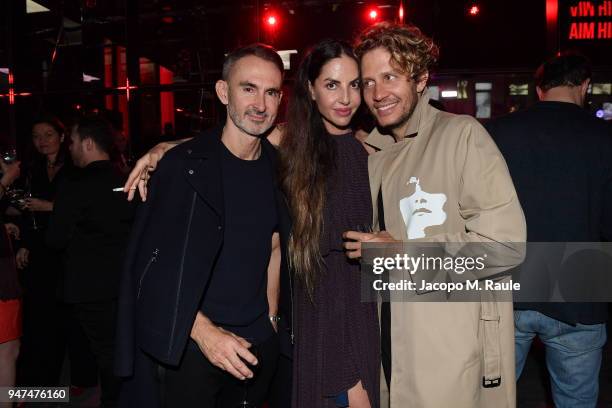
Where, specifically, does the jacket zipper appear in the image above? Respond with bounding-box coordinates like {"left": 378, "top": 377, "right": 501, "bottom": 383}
{"left": 168, "top": 192, "right": 197, "bottom": 355}
{"left": 137, "top": 248, "right": 159, "bottom": 299}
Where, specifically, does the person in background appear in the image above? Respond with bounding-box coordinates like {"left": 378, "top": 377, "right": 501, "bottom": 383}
{"left": 0, "top": 158, "right": 21, "bottom": 408}
{"left": 47, "top": 115, "right": 134, "bottom": 407}
{"left": 15, "top": 114, "right": 73, "bottom": 387}
{"left": 113, "top": 130, "right": 132, "bottom": 175}
{"left": 487, "top": 53, "right": 612, "bottom": 408}
{"left": 15, "top": 114, "right": 99, "bottom": 394}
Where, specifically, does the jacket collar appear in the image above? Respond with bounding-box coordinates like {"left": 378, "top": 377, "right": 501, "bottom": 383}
{"left": 83, "top": 159, "right": 112, "bottom": 169}
{"left": 365, "top": 88, "right": 435, "bottom": 151}
{"left": 186, "top": 124, "right": 277, "bottom": 160}
{"left": 184, "top": 124, "right": 279, "bottom": 219}
{"left": 185, "top": 124, "right": 224, "bottom": 159}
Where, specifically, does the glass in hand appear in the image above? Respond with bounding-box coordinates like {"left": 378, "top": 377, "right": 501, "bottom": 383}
{"left": 2, "top": 149, "right": 17, "bottom": 164}
{"left": 237, "top": 339, "right": 260, "bottom": 408}
{"left": 7, "top": 180, "right": 38, "bottom": 230}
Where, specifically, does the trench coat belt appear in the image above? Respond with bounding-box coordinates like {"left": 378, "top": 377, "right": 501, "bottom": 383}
{"left": 480, "top": 292, "right": 502, "bottom": 388}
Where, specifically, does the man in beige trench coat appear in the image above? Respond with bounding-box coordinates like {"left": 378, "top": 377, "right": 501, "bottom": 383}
{"left": 344, "top": 23, "right": 527, "bottom": 407}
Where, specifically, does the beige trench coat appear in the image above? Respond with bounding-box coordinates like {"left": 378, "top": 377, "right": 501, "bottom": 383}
{"left": 366, "top": 91, "right": 527, "bottom": 408}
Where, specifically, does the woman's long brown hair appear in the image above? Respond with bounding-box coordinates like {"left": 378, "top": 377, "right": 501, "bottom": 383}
{"left": 279, "top": 40, "right": 358, "bottom": 300}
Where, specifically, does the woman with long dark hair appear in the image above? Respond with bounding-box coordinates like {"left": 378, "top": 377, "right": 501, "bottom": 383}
{"left": 279, "top": 40, "right": 379, "bottom": 408}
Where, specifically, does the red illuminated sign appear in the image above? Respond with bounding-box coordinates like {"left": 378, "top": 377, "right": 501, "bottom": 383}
{"left": 0, "top": 71, "right": 32, "bottom": 105}
{"left": 566, "top": 0, "right": 612, "bottom": 39}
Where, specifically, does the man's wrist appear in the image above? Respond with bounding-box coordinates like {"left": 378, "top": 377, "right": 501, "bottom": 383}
{"left": 269, "top": 315, "right": 280, "bottom": 323}
{"left": 191, "top": 312, "right": 220, "bottom": 342}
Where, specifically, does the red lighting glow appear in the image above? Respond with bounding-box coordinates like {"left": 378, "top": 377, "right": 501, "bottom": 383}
{"left": 264, "top": 12, "right": 279, "bottom": 27}
{"left": 0, "top": 70, "right": 32, "bottom": 105}
{"left": 469, "top": 5, "right": 480, "bottom": 15}
{"left": 399, "top": 5, "right": 404, "bottom": 20}
{"left": 368, "top": 9, "right": 379, "bottom": 20}
{"left": 546, "top": 0, "right": 558, "bottom": 23}
{"left": 116, "top": 78, "right": 138, "bottom": 101}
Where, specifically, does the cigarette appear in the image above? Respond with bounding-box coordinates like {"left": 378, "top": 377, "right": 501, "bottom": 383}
{"left": 112, "top": 187, "right": 124, "bottom": 192}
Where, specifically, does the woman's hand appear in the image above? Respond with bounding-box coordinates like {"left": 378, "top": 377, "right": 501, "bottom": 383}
{"left": 23, "top": 198, "right": 53, "bottom": 212}
{"left": 123, "top": 141, "right": 180, "bottom": 202}
{"left": 16, "top": 248, "right": 29, "bottom": 269}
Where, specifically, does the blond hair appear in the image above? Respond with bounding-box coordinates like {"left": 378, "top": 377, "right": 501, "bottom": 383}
{"left": 355, "top": 22, "right": 439, "bottom": 79}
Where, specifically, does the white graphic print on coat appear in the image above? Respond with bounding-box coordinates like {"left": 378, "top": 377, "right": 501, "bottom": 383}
{"left": 399, "top": 177, "right": 447, "bottom": 239}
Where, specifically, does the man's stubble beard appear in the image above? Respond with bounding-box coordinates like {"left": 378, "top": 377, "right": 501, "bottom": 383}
{"left": 227, "top": 94, "right": 272, "bottom": 138}
{"left": 384, "top": 96, "right": 418, "bottom": 134}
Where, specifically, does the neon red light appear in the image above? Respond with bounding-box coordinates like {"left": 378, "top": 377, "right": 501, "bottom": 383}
{"left": 116, "top": 78, "right": 138, "bottom": 101}
{"left": 399, "top": 6, "right": 404, "bottom": 20}
{"left": 469, "top": 5, "right": 480, "bottom": 15}
{"left": 546, "top": 0, "right": 558, "bottom": 23}
{"left": 264, "top": 12, "right": 279, "bottom": 28}
{"left": 369, "top": 9, "right": 378, "bottom": 19}
{"left": 160, "top": 66, "right": 175, "bottom": 134}
{"left": 0, "top": 88, "right": 32, "bottom": 105}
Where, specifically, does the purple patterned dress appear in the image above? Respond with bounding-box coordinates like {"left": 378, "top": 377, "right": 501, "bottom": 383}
{"left": 292, "top": 133, "right": 380, "bottom": 408}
